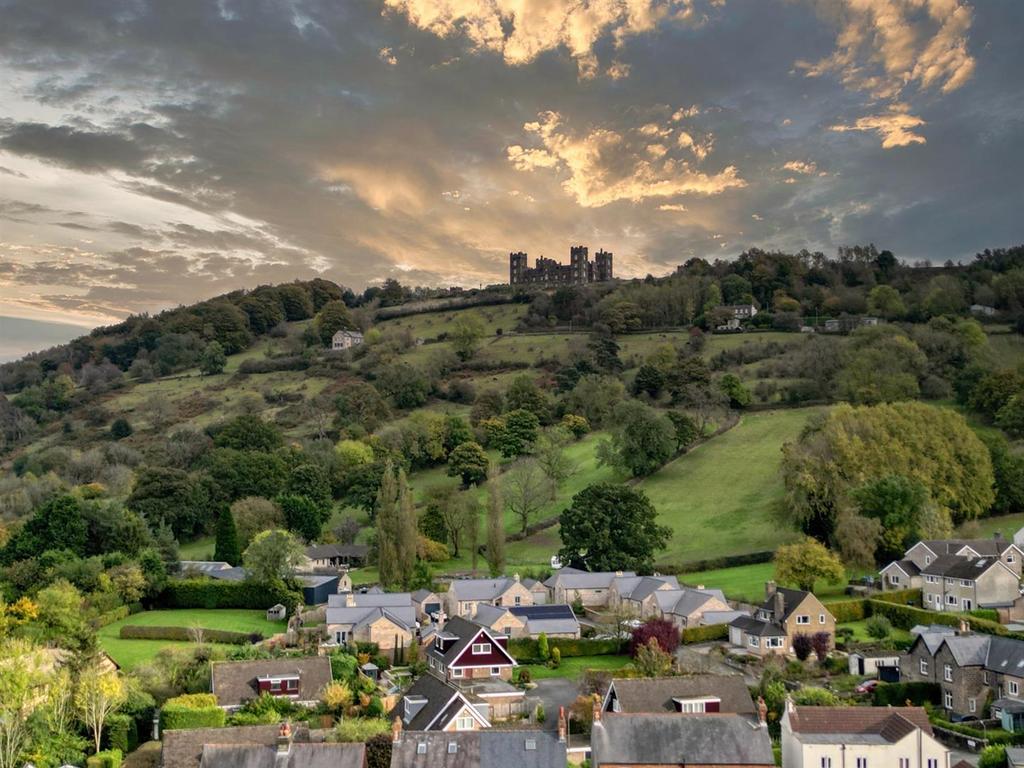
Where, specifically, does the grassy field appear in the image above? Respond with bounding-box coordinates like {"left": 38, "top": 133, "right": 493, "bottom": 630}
{"left": 638, "top": 408, "right": 819, "bottom": 565}
{"left": 98, "top": 609, "right": 286, "bottom": 669}
{"left": 518, "top": 654, "right": 632, "bottom": 680}
{"left": 677, "top": 561, "right": 853, "bottom": 604}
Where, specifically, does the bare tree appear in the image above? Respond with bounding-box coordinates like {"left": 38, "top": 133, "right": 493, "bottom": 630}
{"left": 505, "top": 459, "right": 548, "bottom": 534}
{"left": 534, "top": 427, "right": 577, "bottom": 500}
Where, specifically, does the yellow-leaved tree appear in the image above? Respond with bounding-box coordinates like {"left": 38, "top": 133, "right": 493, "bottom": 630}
{"left": 75, "top": 663, "right": 126, "bottom": 754}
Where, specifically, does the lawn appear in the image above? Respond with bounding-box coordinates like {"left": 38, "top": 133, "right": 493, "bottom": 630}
{"left": 518, "top": 654, "right": 632, "bottom": 680}
{"left": 98, "top": 609, "right": 286, "bottom": 669}
{"left": 839, "top": 619, "right": 913, "bottom": 644}
{"left": 178, "top": 536, "right": 216, "bottom": 560}
{"left": 677, "top": 561, "right": 853, "bottom": 604}
{"left": 637, "top": 408, "right": 821, "bottom": 565}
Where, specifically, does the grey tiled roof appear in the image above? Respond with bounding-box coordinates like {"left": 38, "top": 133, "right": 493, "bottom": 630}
{"left": 510, "top": 604, "right": 579, "bottom": 635}
{"left": 591, "top": 714, "right": 773, "bottom": 767}
{"left": 921, "top": 554, "right": 1003, "bottom": 580}
{"left": 448, "top": 577, "right": 517, "bottom": 601}
{"left": 543, "top": 569, "right": 636, "bottom": 590}
{"left": 163, "top": 725, "right": 311, "bottom": 768}
{"left": 210, "top": 657, "right": 332, "bottom": 708}
{"left": 391, "top": 731, "right": 565, "bottom": 768}
{"left": 388, "top": 674, "right": 483, "bottom": 731}
{"left": 607, "top": 675, "right": 755, "bottom": 715}
{"left": 729, "top": 615, "right": 786, "bottom": 637}
{"left": 943, "top": 635, "right": 992, "bottom": 667}
{"left": 198, "top": 742, "right": 365, "bottom": 768}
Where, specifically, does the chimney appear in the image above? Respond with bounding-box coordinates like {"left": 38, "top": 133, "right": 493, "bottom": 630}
{"left": 765, "top": 580, "right": 777, "bottom": 601}
{"left": 345, "top": 592, "right": 356, "bottom": 607}
{"left": 757, "top": 696, "right": 768, "bottom": 728}
{"left": 514, "top": 573, "right": 520, "bottom": 582}
{"left": 774, "top": 590, "right": 785, "bottom": 620}
{"left": 958, "top": 619, "right": 970, "bottom": 635}
{"left": 276, "top": 722, "right": 293, "bottom": 755}
{"left": 392, "top": 716, "right": 403, "bottom": 744}
{"left": 592, "top": 697, "right": 602, "bottom": 725}
{"left": 557, "top": 707, "right": 567, "bottom": 743}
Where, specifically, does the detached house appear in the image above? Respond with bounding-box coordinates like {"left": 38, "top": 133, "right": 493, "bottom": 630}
{"left": 543, "top": 568, "right": 636, "bottom": 608}
{"left": 728, "top": 582, "right": 835, "bottom": 657}
{"left": 210, "top": 658, "right": 333, "bottom": 710}
{"left": 470, "top": 604, "right": 581, "bottom": 639}
{"left": 325, "top": 592, "right": 416, "bottom": 661}
{"left": 445, "top": 575, "right": 535, "bottom": 619}
{"left": 881, "top": 533, "right": 1024, "bottom": 591}
{"left": 602, "top": 675, "right": 755, "bottom": 716}
{"left": 608, "top": 575, "right": 681, "bottom": 615}
{"left": 389, "top": 727, "right": 567, "bottom": 768}
{"left": 388, "top": 674, "right": 491, "bottom": 733}
{"left": 331, "top": 329, "right": 364, "bottom": 350}
{"left": 781, "top": 704, "right": 948, "bottom": 768}
{"left": 160, "top": 724, "right": 366, "bottom": 768}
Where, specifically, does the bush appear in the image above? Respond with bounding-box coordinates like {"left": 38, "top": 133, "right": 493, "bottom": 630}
{"left": 865, "top": 616, "right": 892, "bottom": 639}
{"left": 549, "top": 647, "right": 561, "bottom": 668}
{"left": 110, "top": 419, "right": 133, "bottom": 440}
{"left": 681, "top": 623, "right": 729, "bottom": 644}
{"left": 331, "top": 651, "right": 359, "bottom": 681}
{"left": 872, "top": 588, "right": 922, "bottom": 607}
{"left": 979, "top": 745, "right": 1007, "bottom": 768}
{"left": 871, "top": 682, "right": 941, "bottom": 707}
{"left": 629, "top": 619, "right": 680, "bottom": 657}
{"left": 156, "top": 579, "right": 301, "bottom": 610}
{"left": 507, "top": 637, "right": 622, "bottom": 662}
{"left": 104, "top": 714, "right": 137, "bottom": 754}
{"left": 792, "top": 633, "right": 812, "bottom": 661}
{"left": 162, "top": 693, "right": 226, "bottom": 730}
{"left": 827, "top": 599, "right": 867, "bottom": 624}
{"left": 86, "top": 750, "right": 123, "bottom": 768}
{"left": 120, "top": 625, "right": 261, "bottom": 644}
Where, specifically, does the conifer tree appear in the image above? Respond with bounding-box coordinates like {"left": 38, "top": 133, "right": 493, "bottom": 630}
{"left": 485, "top": 466, "right": 506, "bottom": 576}
{"left": 375, "top": 461, "right": 400, "bottom": 588}
{"left": 214, "top": 506, "right": 241, "bottom": 566}
{"left": 396, "top": 469, "right": 419, "bottom": 589}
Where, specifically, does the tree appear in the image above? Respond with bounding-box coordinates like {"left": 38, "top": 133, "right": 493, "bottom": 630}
{"left": 288, "top": 463, "right": 333, "bottom": 517}
{"left": 242, "top": 529, "right": 304, "bottom": 584}
{"left": 811, "top": 631, "right": 831, "bottom": 662}
{"left": 666, "top": 411, "right": 699, "bottom": 451}
{"left": 718, "top": 374, "right": 751, "bottom": 408}
{"left": 792, "top": 633, "right": 812, "bottom": 661}
{"left": 335, "top": 381, "right": 391, "bottom": 433}
{"left": 561, "top": 375, "right": 625, "bottom": 428}
{"left": 867, "top": 285, "right": 906, "bottom": 319}
{"left": 485, "top": 466, "right": 505, "bottom": 576}
{"left": 109, "top": 418, "right": 133, "bottom": 440}
{"left": 596, "top": 400, "right": 674, "bottom": 478}
{"left": 773, "top": 538, "right": 845, "bottom": 592}
{"left": 231, "top": 497, "right": 284, "bottom": 549}
{"left": 793, "top": 687, "right": 839, "bottom": 706}
{"left": 396, "top": 469, "right": 419, "bottom": 589}
{"left": 447, "top": 441, "right": 490, "bottom": 487}
{"left": 506, "top": 375, "right": 550, "bottom": 421}
{"left": 633, "top": 637, "right": 673, "bottom": 677}
{"left": 449, "top": 312, "right": 485, "bottom": 361}
{"left": 199, "top": 340, "right": 227, "bottom": 376}
{"left": 214, "top": 507, "right": 241, "bottom": 565}
{"left": 537, "top": 633, "right": 550, "bottom": 661}
{"left": 75, "top": 663, "right": 126, "bottom": 754}
{"left": 558, "top": 484, "right": 671, "bottom": 573}
{"left": 316, "top": 300, "right": 356, "bottom": 346}
{"left": 2, "top": 494, "right": 87, "bottom": 563}
{"left": 505, "top": 459, "right": 548, "bottom": 534}
{"left": 629, "top": 618, "right": 680, "bottom": 656}
{"left": 781, "top": 402, "right": 994, "bottom": 543}
{"left": 851, "top": 474, "right": 928, "bottom": 561}
{"left": 213, "top": 414, "right": 283, "bottom": 452}
{"left": 375, "top": 463, "right": 400, "bottom": 588}
{"left": 833, "top": 512, "right": 883, "bottom": 570}
{"left": 835, "top": 327, "right": 926, "bottom": 404}
{"left": 0, "top": 639, "right": 51, "bottom": 768}
{"left": 494, "top": 409, "right": 539, "bottom": 458}
{"left": 560, "top": 413, "right": 590, "bottom": 439}
{"left": 424, "top": 486, "right": 476, "bottom": 557}
{"left": 534, "top": 427, "right": 576, "bottom": 499}
{"left": 278, "top": 493, "right": 325, "bottom": 542}
{"left": 983, "top": 434, "right": 1024, "bottom": 515}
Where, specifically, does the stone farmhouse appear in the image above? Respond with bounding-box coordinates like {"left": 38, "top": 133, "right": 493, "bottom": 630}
{"left": 331, "top": 329, "right": 363, "bottom": 350}
{"left": 728, "top": 582, "right": 836, "bottom": 657}
{"left": 445, "top": 575, "right": 535, "bottom": 619}
{"left": 324, "top": 592, "right": 416, "bottom": 661}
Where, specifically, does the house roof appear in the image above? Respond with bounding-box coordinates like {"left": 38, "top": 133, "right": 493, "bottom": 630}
{"left": 881, "top": 559, "right": 921, "bottom": 577}
{"left": 326, "top": 593, "right": 417, "bottom": 630}
{"left": 412, "top": 589, "right": 439, "bottom": 603}
{"left": 428, "top": 617, "right": 516, "bottom": 668}
{"left": 941, "top": 635, "right": 992, "bottom": 667}
{"left": 472, "top": 603, "right": 520, "bottom": 629}
{"left": 180, "top": 560, "right": 232, "bottom": 574}
{"left": 390, "top": 731, "right": 566, "bottom": 768}
{"left": 163, "top": 725, "right": 313, "bottom": 768}
{"left": 655, "top": 587, "right": 726, "bottom": 617}
{"left": 448, "top": 577, "right": 520, "bottom": 602}
{"left": 729, "top": 615, "right": 786, "bottom": 637}
{"left": 921, "top": 554, "right": 1004, "bottom": 580}
{"left": 542, "top": 569, "right": 636, "bottom": 590}
{"left": 759, "top": 587, "right": 814, "bottom": 622}
{"left": 198, "top": 742, "right": 365, "bottom": 768}
{"left": 607, "top": 675, "right": 755, "bottom": 715}
{"left": 910, "top": 624, "right": 958, "bottom": 654}
{"left": 590, "top": 714, "right": 773, "bottom": 767}
{"left": 210, "top": 657, "right": 332, "bottom": 707}
{"left": 388, "top": 673, "right": 488, "bottom": 731}
{"left": 613, "top": 575, "right": 680, "bottom": 602}
{"left": 918, "top": 537, "right": 1015, "bottom": 558}
{"left": 509, "top": 604, "right": 580, "bottom": 635}
{"left": 205, "top": 566, "right": 249, "bottom": 582}
{"left": 787, "top": 706, "right": 932, "bottom": 742}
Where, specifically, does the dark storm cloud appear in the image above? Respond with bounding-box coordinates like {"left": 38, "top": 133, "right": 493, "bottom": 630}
{"left": 0, "top": 0, "right": 1021, "bottom": 323}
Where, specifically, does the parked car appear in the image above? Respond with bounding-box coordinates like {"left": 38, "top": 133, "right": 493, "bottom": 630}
{"left": 855, "top": 680, "right": 879, "bottom": 694}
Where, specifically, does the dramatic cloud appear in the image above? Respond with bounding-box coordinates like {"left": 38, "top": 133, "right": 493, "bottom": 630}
{"left": 507, "top": 110, "right": 745, "bottom": 207}
{"left": 830, "top": 105, "right": 927, "bottom": 148}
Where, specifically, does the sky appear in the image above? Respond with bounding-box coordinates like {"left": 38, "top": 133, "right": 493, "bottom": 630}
{"left": 0, "top": 0, "right": 1022, "bottom": 327}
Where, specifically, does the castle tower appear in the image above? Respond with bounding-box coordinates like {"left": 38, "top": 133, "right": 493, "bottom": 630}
{"left": 569, "top": 245, "right": 589, "bottom": 284}
{"left": 595, "top": 249, "right": 613, "bottom": 282}
{"left": 509, "top": 251, "right": 528, "bottom": 285}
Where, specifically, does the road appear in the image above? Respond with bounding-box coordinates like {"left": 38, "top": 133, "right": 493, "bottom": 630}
{"left": 525, "top": 678, "right": 581, "bottom": 731}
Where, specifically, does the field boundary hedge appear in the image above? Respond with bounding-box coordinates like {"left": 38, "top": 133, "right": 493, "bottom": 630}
{"left": 156, "top": 579, "right": 301, "bottom": 611}
{"left": 119, "top": 625, "right": 263, "bottom": 644}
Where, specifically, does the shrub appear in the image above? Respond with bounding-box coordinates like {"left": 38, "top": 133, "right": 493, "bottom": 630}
{"left": 978, "top": 745, "right": 1007, "bottom": 768}
{"left": 811, "top": 632, "right": 831, "bottom": 661}
{"left": 119, "top": 625, "right": 261, "bottom": 644}
{"left": 333, "top": 718, "right": 390, "bottom": 743}
{"left": 518, "top": 668, "right": 532, "bottom": 685}
{"left": 792, "top": 633, "right": 812, "bottom": 661}
{"left": 865, "top": 616, "right": 892, "bottom": 640}
{"left": 155, "top": 579, "right": 301, "bottom": 610}
{"left": 104, "top": 714, "right": 137, "bottom": 754}
{"left": 681, "top": 624, "right": 728, "bottom": 644}
{"left": 162, "top": 693, "right": 226, "bottom": 730}
{"left": 110, "top": 419, "right": 133, "bottom": 440}
{"left": 535, "top": 702, "right": 546, "bottom": 723}
{"left": 827, "top": 599, "right": 867, "bottom": 624}
{"left": 538, "top": 633, "right": 550, "bottom": 661}
{"left": 871, "top": 682, "right": 941, "bottom": 707}
{"left": 331, "top": 651, "right": 359, "bottom": 681}
{"left": 507, "top": 637, "right": 621, "bottom": 662}
{"left": 629, "top": 619, "right": 680, "bottom": 657}
{"left": 872, "top": 588, "right": 922, "bottom": 607}
{"left": 86, "top": 750, "right": 123, "bottom": 768}
{"left": 549, "top": 647, "right": 561, "bottom": 669}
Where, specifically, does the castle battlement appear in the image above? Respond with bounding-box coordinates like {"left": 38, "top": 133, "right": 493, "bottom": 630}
{"left": 509, "top": 246, "right": 613, "bottom": 286}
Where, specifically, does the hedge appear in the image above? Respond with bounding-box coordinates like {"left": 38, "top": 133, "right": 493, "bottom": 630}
{"left": 85, "top": 750, "right": 122, "bottom": 768}
{"left": 681, "top": 624, "right": 729, "bottom": 644}
{"left": 866, "top": 600, "right": 1023, "bottom": 640}
{"left": 657, "top": 550, "right": 775, "bottom": 575}
{"left": 104, "top": 714, "right": 138, "bottom": 754}
{"left": 930, "top": 717, "right": 1024, "bottom": 746}
{"left": 162, "top": 694, "right": 226, "bottom": 731}
{"left": 871, "top": 682, "right": 941, "bottom": 707}
{"left": 93, "top": 605, "right": 132, "bottom": 629}
{"left": 969, "top": 608, "right": 1001, "bottom": 622}
{"left": 508, "top": 637, "right": 622, "bottom": 661}
{"left": 120, "top": 625, "right": 262, "bottom": 645}
{"left": 872, "top": 588, "right": 922, "bottom": 607}
{"left": 156, "top": 579, "right": 301, "bottom": 610}
{"left": 826, "top": 599, "right": 867, "bottom": 624}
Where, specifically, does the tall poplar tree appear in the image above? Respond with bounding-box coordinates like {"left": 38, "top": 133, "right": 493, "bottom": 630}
{"left": 396, "top": 469, "right": 419, "bottom": 589}
{"left": 485, "top": 466, "right": 506, "bottom": 576}
{"left": 375, "top": 461, "right": 400, "bottom": 588}
{"left": 213, "top": 506, "right": 242, "bottom": 566}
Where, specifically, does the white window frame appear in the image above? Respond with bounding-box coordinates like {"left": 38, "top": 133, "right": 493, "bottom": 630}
{"left": 944, "top": 664, "right": 952, "bottom": 682}
{"left": 928, "top": 760, "right": 938, "bottom": 768}
{"left": 820, "top": 758, "right": 832, "bottom": 768}
{"left": 514, "top": 595, "right": 521, "bottom": 606}
{"left": 748, "top": 636, "right": 759, "bottom": 648}
{"left": 766, "top": 637, "right": 784, "bottom": 649}
{"left": 455, "top": 715, "right": 474, "bottom": 731}
{"left": 944, "top": 690, "right": 953, "bottom": 709}
{"left": 946, "top": 595, "right": 958, "bottom": 606}
{"left": 1008, "top": 554, "right": 1016, "bottom": 564}
{"left": 796, "top": 615, "right": 810, "bottom": 625}
{"left": 920, "top": 659, "right": 929, "bottom": 675}
{"left": 471, "top": 642, "right": 491, "bottom": 655}
{"left": 856, "top": 758, "right": 867, "bottom": 768}
{"left": 899, "top": 759, "right": 909, "bottom": 768}
{"left": 451, "top": 668, "right": 464, "bottom": 678}
{"left": 819, "top": 614, "right": 826, "bottom": 624}
{"left": 1010, "top": 680, "right": 1020, "bottom": 696}
{"left": 490, "top": 666, "right": 501, "bottom": 676}
{"left": 969, "top": 698, "right": 977, "bottom": 713}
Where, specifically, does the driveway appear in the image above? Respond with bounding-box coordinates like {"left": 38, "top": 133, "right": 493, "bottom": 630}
{"left": 525, "top": 678, "right": 580, "bottom": 731}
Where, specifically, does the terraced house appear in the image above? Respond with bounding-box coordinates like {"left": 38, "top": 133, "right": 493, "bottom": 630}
{"left": 880, "top": 533, "right": 1024, "bottom": 592}
{"left": 919, "top": 555, "right": 1020, "bottom": 613}
{"left": 902, "top": 623, "right": 1024, "bottom": 730}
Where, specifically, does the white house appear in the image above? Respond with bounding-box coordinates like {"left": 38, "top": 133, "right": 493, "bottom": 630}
{"left": 331, "top": 329, "right": 364, "bottom": 350}
{"left": 781, "top": 703, "right": 950, "bottom": 768}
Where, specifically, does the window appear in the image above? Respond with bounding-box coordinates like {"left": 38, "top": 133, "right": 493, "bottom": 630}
{"left": 451, "top": 668, "right": 464, "bottom": 678}
{"left": 1009, "top": 554, "right": 1016, "bottom": 564}
{"left": 1010, "top": 681, "right": 1020, "bottom": 696}
{"left": 944, "top": 690, "right": 953, "bottom": 709}
{"left": 961, "top": 579, "right": 971, "bottom": 587}
{"left": 514, "top": 595, "right": 522, "bottom": 606}
{"left": 748, "top": 636, "right": 759, "bottom": 648}
{"left": 819, "top": 614, "right": 826, "bottom": 624}
{"left": 899, "top": 760, "right": 910, "bottom": 768}
{"left": 926, "top": 555, "right": 932, "bottom": 565}
{"left": 820, "top": 758, "right": 832, "bottom": 768}
{"left": 946, "top": 595, "right": 958, "bottom": 606}
{"left": 504, "top": 627, "right": 512, "bottom": 636}
{"left": 767, "top": 637, "right": 784, "bottom": 649}
{"left": 928, "top": 760, "right": 938, "bottom": 768}
{"left": 944, "top": 664, "right": 952, "bottom": 682}
{"left": 920, "top": 659, "right": 929, "bottom": 675}
{"left": 456, "top": 716, "right": 474, "bottom": 731}
{"left": 490, "top": 667, "right": 501, "bottom": 676}
{"left": 447, "top": 742, "right": 458, "bottom": 754}
{"left": 796, "top": 615, "right": 810, "bottom": 625}
{"left": 969, "top": 698, "right": 977, "bottom": 713}
{"left": 856, "top": 758, "right": 867, "bottom": 768}
{"left": 416, "top": 743, "right": 427, "bottom": 755}
{"left": 985, "top": 671, "right": 990, "bottom": 685}
{"left": 472, "top": 643, "right": 492, "bottom": 655}
{"left": 925, "top": 594, "right": 932, "bottom": 604}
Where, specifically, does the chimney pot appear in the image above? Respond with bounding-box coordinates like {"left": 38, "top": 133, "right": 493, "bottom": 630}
{"left": 392, "top": 716, "right": 403, "bottom": 744}
{"left": 276, "top": 722, "right": 292, "bottom": 754}
{"left": 757, "top": 696, "right": 768, "bottom": 727}
{"left": 592, "top": 697, "right": 601, "bottom": 724}
{"left": 557, "top": 706, "right": 567, "bottom": 742}
{"left": 765, "top": 581, "right": 777, "bottom": 600}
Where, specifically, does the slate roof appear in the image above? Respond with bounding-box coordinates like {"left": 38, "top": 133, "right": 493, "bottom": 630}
{"left": 180, "top": 560, "right": 232, "bottom": 574}
{"left": 210, "top": 657, "right": 333, "bottom": 707}
{"left": 787, "top": 706, "right": 932, "bottom": 742}
{"left": 198, "top": 742, "right": 365, "bottom": 768}
{"left": 542, "top": 568, "right": 636, "bottom": 590}
{"left": 390, "top": 731, "right": 566, "bottom": 768}
{"left": 325, "top": 592, "right": 416, "bottom": 630}
{"left": 509, "top": 604, "right": 580, "bottom": 635}
{"left": 205, "top": 566, "right": 249, "bottom": 582}
{"left": 919, "top": 538, "right": 1014, "bottom": 558}
{"left": 655, "top": 587, "right": 726, "bottom": 617}
{"left": 1007, "top": 747, "right": 1024, "bottom": 768}
{"left": 388, "top": 673, "right": 487, "bottom": 731}
{"left": 163, "top": 725, "right": 312, "bottom": 768}
{"left": 758, "top": 587, "right": 812, "bottom": 622}
{"left": 910, "top": 624, "right": 957, "bottom": 654}
{"left": 470, "top": 603, "right": 520, "bottom": 629}
{"left": 942, "top": 635, "right": 992, "bottom": 667}
{"left": 921, "top": 554, "right": 1004, "bottom": 580}
{"left": 427, "top": 617, "right": 516, "bottom": 668}
{"left": 729, "top": 614, "right": 786, "bottom": 637}
{"left": 881, "top": 559, "right": 921, "bottom": 577}
{"left": 606, "top": 675, "right": 755, "bottom": 715}
{"left": 448, "top": 577, "right": 520, "bottom": 602}
{"left": 613, "top": 575, "right": 680, "bottom": 602}
{"left": 590, "top": 714, "right": 773, "bottom": 767}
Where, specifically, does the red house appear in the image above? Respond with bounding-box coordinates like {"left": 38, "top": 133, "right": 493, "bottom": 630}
{"left": 426, "top": 616, "right": 518, "bottom": 682}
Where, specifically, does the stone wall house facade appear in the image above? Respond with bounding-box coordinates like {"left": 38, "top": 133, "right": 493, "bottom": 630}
{"left": 543, "top": 568, "right": 637, "bottom": 608}
{"left": 445, "top": 576, "right": 535, "bottom": 619}
{"left": 728, "top": 582, "right": 835, "bottom": 657}
{"left": 882, "top": 535, "right": 1024, "bottom": 591}
{"left": 331, "top": 329, "right": 364, "bottom": 350}
{"left": 653, "top": 587, "right": 734, "bottom": 629}
{"left": 607, "top": 575, "right": 680, "bottom": 616}
{"left": 324, "top": 592, "right": 416, "bottom": 661}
